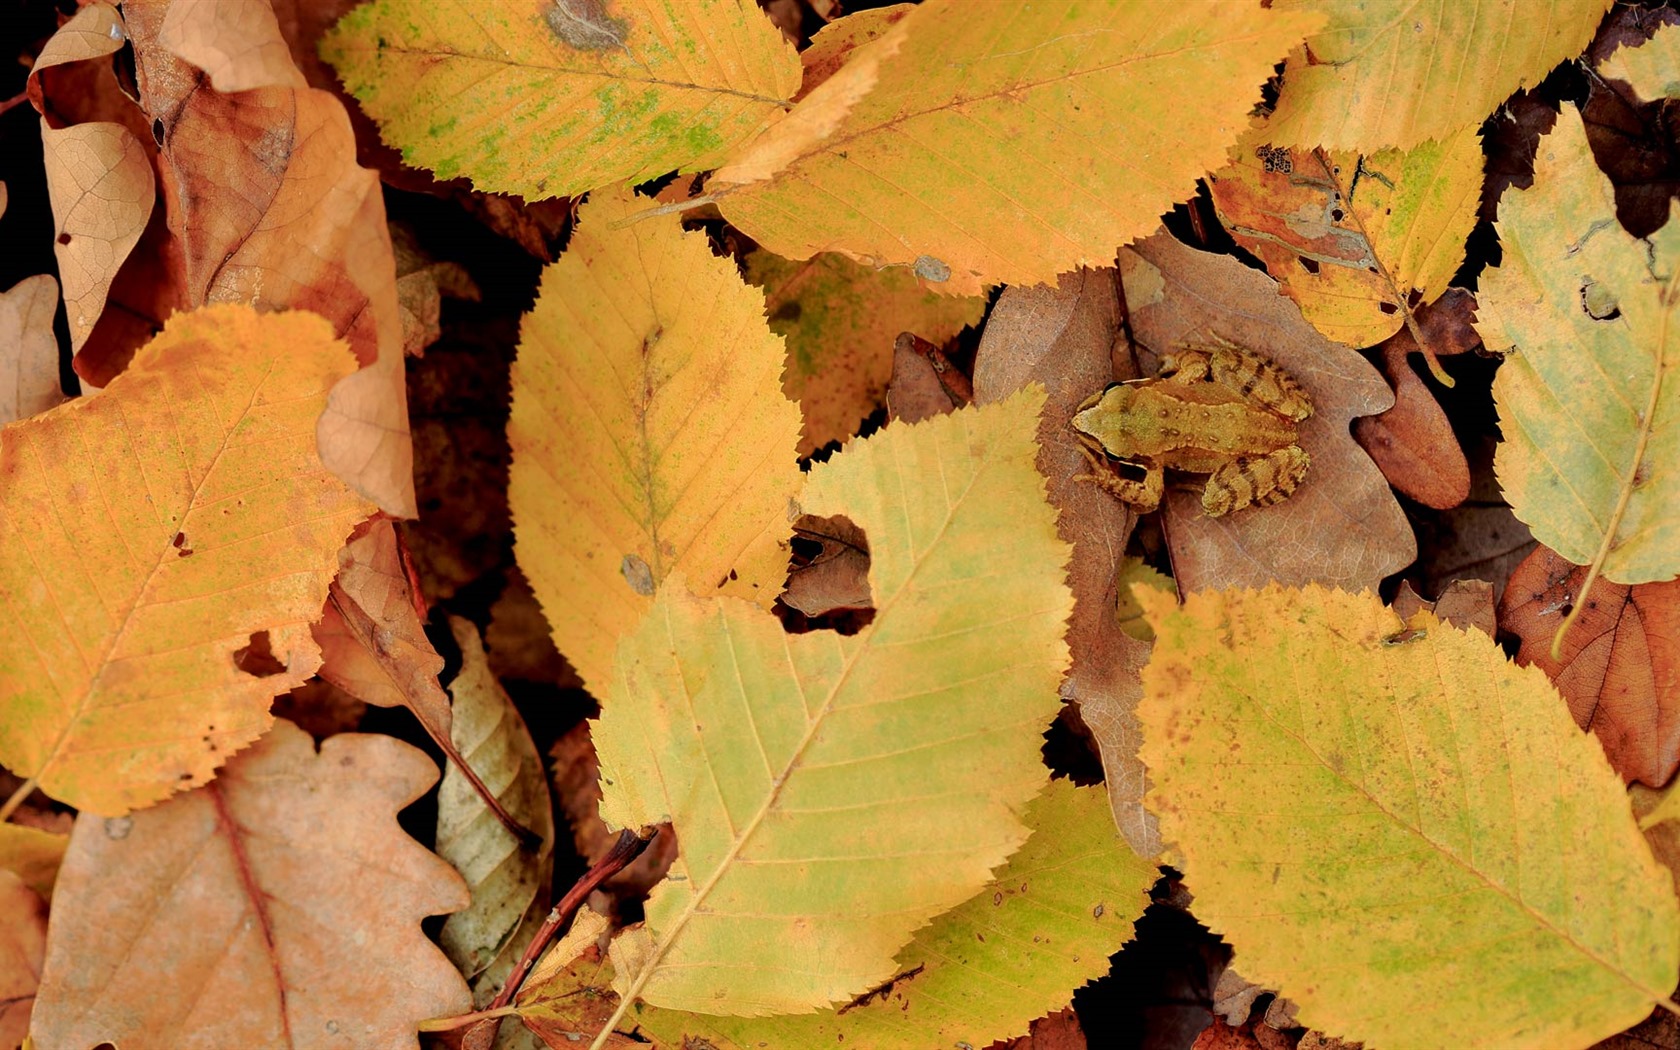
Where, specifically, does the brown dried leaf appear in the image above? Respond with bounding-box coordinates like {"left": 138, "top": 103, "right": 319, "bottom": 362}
{"left": 158, "top": 0, "right": 306, "bottom": 92}
{"left": 0, "top": 274, "right": 64, "bottom": 425}
{"left": 1120, "top": 231, "right": 1414, "bottom": 592}
{"left": 886, "top": 332, "right": 972, "bottom": 425}
{"left": 1499, "top": 545, "right": 1680, "bottom": 786}
{"left": 0, "top": 871, "right": 46, "bottom": 1050}
{"left": 1391, "top": 579, "right": 1496, "bottom": 637}
{"left": 782, "top": 514, "right": 872, "bottom": 617}
{"left": 547, "top": 723, "right": 676, "bottom": 911}
{"left": 1352, "top": 325, "right": 1470, "bottom": 510}
{"left": 29, "top": 719, "right": 470, "bottom": 1048}
{"left": 125, "top": 0, "right": 414, "bottom": 516}
{"left": 392, "top": 224, "right": 480, "bottom": 358}
{"left": 971, "top": 269, "right": 1160, "bottom": 857}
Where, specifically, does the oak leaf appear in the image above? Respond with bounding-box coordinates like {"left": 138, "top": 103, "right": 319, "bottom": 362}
{"left": 716, "top": 0, "right": 1320, "bottom": 294}
{"left": 125, "top": 0, "right": 415, "bottom": 517}
{"left": 1120, "top": 231, "right": 1414, "bottom": 593}
{"left": 509, "top": 187, "right": 802, "bottom": 695}
{"left": 1266, "top": 0, "right": 1612, "bottom": 150}
{"left": 748, "top": 248, "right": 985, "bottom": 455}
{"left": 1500, "top": 545, "right": 1680, "bottom": 786}
{"left": 0, "top": 304, "right": 373, "bottom": 816}
{"left": 436, "top": 617, "right": 555, "bottom": 997}
{"left": 590, "top": 390, "right": 1072, "bottom": 1022}
{"left": 529, "top": 781, "right": 1153, "bottom": 1049}
{"left": 28, "top": 719, "right": 471, "bottom": 1049}
{"left": 321, "top": 0, "right": 801, "bottom": 200}
{"left": 1352, "top": 318, "right": 1473, "bottom": 510}
{"left": 1139, "top": 584, "right": 1679, "bottom": 1049}
{"left": 1207, "top": 127, "right": 1482, "bottom": 352}
{"left": 1476, "top": 106, "right": 1680, "bottom": 586}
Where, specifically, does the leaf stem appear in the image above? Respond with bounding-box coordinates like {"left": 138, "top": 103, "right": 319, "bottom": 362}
{"left": 416, "top": 1004, "right": 519, "bottom": 1032}
{"left": 1549, "top": 266, "right": 1677, "bottom": 659}
{"left": 0, "top": 779, "right": 35, "bottom": 823}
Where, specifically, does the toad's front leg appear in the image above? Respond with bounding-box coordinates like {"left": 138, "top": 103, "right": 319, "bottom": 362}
{"left": 1073, "top": 440, "right": 1165, "bottom": 513}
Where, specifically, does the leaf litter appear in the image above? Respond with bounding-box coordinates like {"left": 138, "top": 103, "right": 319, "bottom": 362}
{"left": 5, "top": 3, "right": 1680, "bottom": 1049}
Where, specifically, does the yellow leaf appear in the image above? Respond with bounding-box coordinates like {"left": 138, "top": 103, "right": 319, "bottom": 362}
{"left": 591, "top": 389, "right": 1072, "bottom": 1023}
{"left": 715, "top": 0, "right": 1319, "bottom": 294}
{"left": 627, "top": 780, "right": 1156, "bottom": 1049}
{"left": 0, "top": 304, "right": 374, "bottom": 817}
{"left": 321, "top": 0, "right": 800, "bottom": 199}
{"left": 1138, "top": 584, "right": 1679, "bottom": 1049}
{"left": 1476, "top": 107, "right": 1680, "bottom": 586}
{"left": 1209, "top": 126, "right": 1483, "bottom": 349}
{"left": 1267, "top": 0, "right": 1611, "bottom": 150}
{"left": 748, "top": 248, "right": 986, "bottom": 454}
{"left": 1603, "top": 22, "right": 1680, "bottom": 100}
{"left": 508, "top": 188, "right": 802, "bottom": 695}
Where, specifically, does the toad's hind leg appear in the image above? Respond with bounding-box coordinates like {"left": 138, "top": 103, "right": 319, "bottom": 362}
{"left": 1202, "top": 446, "right": 1310, "bottom": 516}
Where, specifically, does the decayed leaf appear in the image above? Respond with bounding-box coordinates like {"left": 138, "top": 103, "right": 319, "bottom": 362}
{"left": 1267, "top": 0, "right": 1612, "bottom": 150}
{"left": 26, "top": 3, "right": 157, "bottom": 358}
{"left": 747, "top": 248, "right": 985, "bottom": 455}
{"left": 0, "top": 871, "right": 46, "bottom": 1050}
{"left": 0, "top": 275, "right": 64, "bottom": 425}
{"left": 717, "top": 0, "right": 1319, "bottom": 294}
{"left": 1120, "top": 231, "right": 1414, "bottom": 592}
{"left": 436, "top": 617, "right": 555, "bottom": 996}
{"left": 392, "top": 223, "right": 480, "bottom": 358}
{"left": 321, "top": 0, "right": 801, "bottom": 199}
{"left": 591, "top": 390, "right": 1072, "bottom": 1019}
{"left": 1352, "top": 320, "right": 1473, "bottom": 510}
{"left": 1601, "top": 19, "right": 1680, "bottom": 100}
{"left": 781, "top": 514, "right": 872, "bottom": 617}
{"left": 1392, "top": 578, "right": 1497, "bottom": 637}
{"left": 0, "top": 823, "right": 68, "bottom": 901}
{"left": 1500, "top": 545, "right": 1680, "bottom": 787}
{"left": 1207, "top": 127, "right": 1482, "bottom": 351}
{"left": 158, "top": 0, "right": 306, "bottom": 92}
{"left": 314, "top": 517, "right": 453, "bottom": 739}
{"left": 125, "top": 1, "right": 415, "bottom": 517}
{"left": 626, "top": 780, "right": 1156, "bottom": 1050}
{"left": 968, "top": 270, "right": 1160, "bottom": 857}
{"left": 29, "top": 719, "right": 471, "bottom": 1048}
{"left": 508, "top": 188, "right": 802, "bottom": 695}
{"left": 1476, "top": 107, "right": 1680, "bottom": 585}
{"left": 1139, "top": 584, "right": 1679, "bottom": 1049}
{"left": 0, "top": 304, "right": 373, "bottom": 816}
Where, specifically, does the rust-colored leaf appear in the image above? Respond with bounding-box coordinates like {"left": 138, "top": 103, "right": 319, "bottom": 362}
{"left": 29, "top": 720, "right": 471, "bottom": 1049}
{"left": 1500, "top": 545, "right": 1680, "bottom": 786}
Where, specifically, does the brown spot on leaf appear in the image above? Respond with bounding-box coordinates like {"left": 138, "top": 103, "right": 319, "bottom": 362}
{"left": 545, "top": 0, "right": 629, "bottom": 52}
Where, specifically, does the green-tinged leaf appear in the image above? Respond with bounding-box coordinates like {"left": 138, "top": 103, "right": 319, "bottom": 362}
{"left": 628, "top": 779, "right": 1156, "bottom": 1049}
{"left": 1267, "top": 0, "right": 1611, "bottom": 149}
{"left": 1138, "top": 584, "right": 1679, "bottom": 1049}
{"left": 436, "top": 617, "right": 555, "bottom": 997}
{"left": 592, "top": 389, "right": 1073, "bottom": 1020}
{"left": 508, "top": 187, "right": 802, "bottom": 695}
{"left": 1603, "top": 22, "right": 1680, "bottom": 100}
{"left": 1475, "top": 107, "right": 1680, "bottom": 585}
{"left": 1209, "top": 126, "right": 1483, "bottom": 349}
{"left": 747, "top": 249, "right": 985, "bottom": 454}
{"left": 715, "top": 0, "right": 1319, "bottom": 294}
{"left": 321, "top": 0, "right": 800, "bottom": 199}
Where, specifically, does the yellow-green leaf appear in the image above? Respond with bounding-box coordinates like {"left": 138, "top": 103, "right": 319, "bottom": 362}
{"left": 1209, "top": 126, "right": 1483, "bottom": 349}
{"left": 1267, "top": 0, "right": 1611, "bottom": 150}
{"left": 321, "top": 0, "right": 800, "bottom": 199}
{"left": 508, "top": 187, "right": 802, "bottom": 695}
{"left": 0, "top": 305, "right": 373, "bottom": 817}
{"left": 748, "top": 248, "right": 986, "bottom": 454}
{"left": 1603, "top": 22, "right": 1680, "bottom": 100}
{"left": 715, "top": 0, "right": 1319, "bottom": 294}
{"left": 436, "top": 617, "right": 555, "bottom": 996}
{"left": 1475, "top": 107, "right": 1680, "bottom": 585}
{"left": 628, "top": 779, "right": 1156, "bottom": 1049}
{"left": 592, "top": 389, "right": 1073, "bottom": 1020}
{"left": 1138, "top": 584, "right": 1678, "bottom": 1049}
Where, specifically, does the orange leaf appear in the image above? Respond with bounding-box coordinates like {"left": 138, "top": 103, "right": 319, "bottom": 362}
{"left": 0, "top": 871, "right": 45, "bottom": 1049}
{"left": 29, "top": 719, "right": 471, "bottom": 1048}
{"left": 0, "top": 304, "right": 373, "bottom": 816}
{"left": 0, "top": 272, "right": 64, "bottom": 425}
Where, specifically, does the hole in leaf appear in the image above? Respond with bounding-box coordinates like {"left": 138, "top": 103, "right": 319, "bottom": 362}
{"left": 233, "top": 631, "right": 286, "bottom": 677}
{"left": 150, "top": 118, "right": 164, "bottom": 146}
{"left": 1297, "top": 257, "right": 1319, "bottom": 275}
{"left": 1378, "top": 301, "right": 1398, "bottom": 314}
{"left": 1330, "top": 208, "right": 1345, "bottom": 222}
